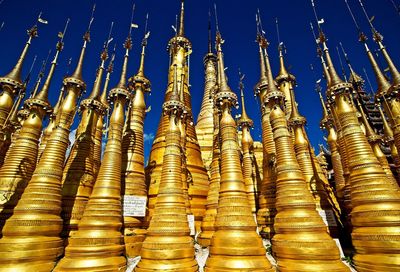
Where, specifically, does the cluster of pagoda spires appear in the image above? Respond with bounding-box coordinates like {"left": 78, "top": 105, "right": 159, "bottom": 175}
{"left": 0, "top": 0, "right": 397, "bottom": 271}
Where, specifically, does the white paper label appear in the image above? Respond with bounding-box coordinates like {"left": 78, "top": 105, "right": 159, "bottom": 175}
{"left": 123, "top": 195, "right": 147, "bottom": 217}
{"left": 318, "top": 209, "right": 338, "bottom": 227}
{"left": 187, "top": 214, "right": 195, "bottom": 235}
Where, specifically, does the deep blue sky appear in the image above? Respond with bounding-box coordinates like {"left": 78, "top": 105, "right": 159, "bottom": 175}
{"left": 1, "top": 0, "right": 399, "bottom": 160}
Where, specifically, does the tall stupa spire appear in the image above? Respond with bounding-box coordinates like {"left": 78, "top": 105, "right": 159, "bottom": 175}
{"left": 0, "top": 19, "right": 39, "bottom": 128}
{"left": 55, "top": 24, "right": 132, "bottom": 271}
{"left": 60, "top": 24, "right": 112, "bottom": 238}
{"left": 204, "top": 12, "right": 274, "bottom": 270}
{"left": 0, "top": 19, "right": 68, "bottom": 233}
{"left": 254, "top": 11, "right": 276, "bottom": 239}
{"left": 237, "top": 71, "right": 257, "bottom": 214}
{"left": 146, "top": 0, "right": 209, "bottom": 231}
{"left": 318, "top": 1, "right": 400, "bottom": 270}
{"left": 0, "top": 7, "right": 93, "bottom": 270}
{"left": 196, "top": 10, "right": 218, "bottom": 170}
{"left": 122, "top": 17, "right": 152, "bottom": 257}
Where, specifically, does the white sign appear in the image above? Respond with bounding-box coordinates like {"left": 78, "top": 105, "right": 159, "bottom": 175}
{"left": 187, "top": 214, "right": 195, "bottom": 236}
{"left": 318, "top": 209, "right": 338, "bottom": 227}
{"left": 123, "top": 195, "right": 147, "bottom": 217}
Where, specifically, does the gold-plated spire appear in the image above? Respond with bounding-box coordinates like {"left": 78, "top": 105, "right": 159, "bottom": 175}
{"left": 378, "top": 104, "right": 400, "bottom": 184}
{"left": 318, "top": 1, "right": 400, "bottom": 270}
{"left": 196, "top": 13, "right": 218, "bottom": 170}
{"left": 178, "top": 0, "right": 185, "bottom": 36}
{"left": 60, "top": 34, "right": 110, "bottom": 238}
{"left": 254, "top": 12, "right": 276, "bottom": 239}
{"left": 122, "top": 26, "right": 151, "bottom": 257}
{"left": 0, "top": 11, "right": 91, "bottom": 270}
{"left": 135, "top": 28, "right": 198, "bottom": 270}
{"left": 0, "top": 24, "right": 38, "bottom": 128}
{"left": 204, "top": 20, "right": 274, "bottom": 271}
{"left": 358, "top": 0, "right": 400, "bottom": 87}
{"left": 55, "top": 31, "right": 132, "bottom": 272}
{"left": 0, "top": 22, "right": 67, "bottom": 234}
{"left": 146, "top": 0, "right": 208, "bottom": 231}
{"left": 237, "top": 72, "right": 257, "bottom": 215}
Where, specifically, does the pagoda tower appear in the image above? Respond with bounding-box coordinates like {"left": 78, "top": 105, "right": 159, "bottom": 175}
{"left": 195, "top": 16, "right": 217, "bottom": 171}
{"left": 237, "top": 73, "right": 257, "bottom": 215}
{"left": 254, "top": 20, "right": 276, "bottom": 238}
{"left": 60, "top": 40, "right": 109, "bottom": 237}
{"left": 0, "top": 25, "right": 67, "bottom": 232}
{"left": 258, "top": 23, "right": 347, "bottom": 270}
{"left": 0, "top": 24, "right": 37, "bottom": 128}
{"left": 122, "top": 28, "right": 151, "bottom": 257}
{"left": 0, "top": 13, "right": 92, "bottom": 270}
{"left": 146, "top": 0, "right": 209, "bottom": 229}
{"left": 54, "top": 32, "right": 132, "bottom": 272}
{"left": 93, "top": 50, "right": 114, "bottom": 177}
{"left": 135, "top": 55, "right": 198, "bottom": 271}
{"left": 204, "top": 18, "right": 274, "bottom": 272}
{"left": 0, "top": 25, "right": 38, "bottom": 166}
{"left": 314, "top": 1, "right": 400, "bottom": 266}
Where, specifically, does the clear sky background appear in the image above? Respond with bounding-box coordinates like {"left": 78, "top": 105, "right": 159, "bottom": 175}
{"left": 0, "top": 0, "right": 399, "bottom": 161}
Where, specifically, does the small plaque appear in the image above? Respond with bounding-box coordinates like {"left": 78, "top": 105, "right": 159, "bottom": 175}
{"left": 318, "top": 209, "right": 338, "bottom": 227}
{"left": 187, "top": 214, "right": 195, "bottom": 235}
{"left": 123, "top": 195, "right": 147, "bottom": 217}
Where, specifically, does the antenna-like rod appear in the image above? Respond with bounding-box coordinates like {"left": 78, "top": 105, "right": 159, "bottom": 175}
{"left": 275, "top": 17, "right": 281, "bottom": 45}
{"left": 336, "top": 45, "right": 347, "bottom": 81}
{"left": 214, "top": 3, "right": 220, "bottom": 34}
{"left": 344, "top": 0, "right": 362, "bottom": 33}
{"left": 390, "top": 0, "right": 400, "bottom": 15}
{"left": 358, "top": 0, "right": 378, "bottom": 34}
{"left": 363, "top": 67, "right": 375, "bottom": 94}
{"left": 24, "top": 55, "right": 37, "bottom": 88}
{"left": 128, "top": 2, "right": 136, "bottom": 37}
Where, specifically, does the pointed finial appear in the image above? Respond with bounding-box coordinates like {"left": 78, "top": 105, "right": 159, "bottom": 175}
{"left": 317, "top": 83, "right": 329, "bottom": 119}
{"left": 358, "top": 0, "right": 400, "bottom": 86}
{"left": 34, "top": 18, "right": 69, "bottom": 103}
{"left": 0, "top": 17, "right": 39, "bottom": 88}
{"left": 87, "top": 22, "right": 113, "bottom": 100}
{"left": 208, "top": 9, "right": 212, "bottom": 53}
{"left": 275, "top": 17, "right": 291, "bottom": 81}
{"left": 128, "top": 3, "right": 136, "bottom": 38}
{"left": 255, "top": 13, "right": 268, "bottom": 90}
{"left": 32, "top": 54, "right": 50, "bottom": 98}
{"left": 311, "top": 0, "right": 345, "bottom": 87}
{"left": 101, "top": 44, "right": 116, "bottom": 105}
{"left": 336, "top": 45, "right": 347, "bottom": 82}
{"left": 178, "top": 0, "right": 185, "bottom": 36}
{"left": 137, "top": 14, "right": 150, "bottom": 78}
{"left": 24, "top": 54, "right": 38, "bottom": 89}
{"left": 214, "top": 3, "right": 220, "bottom": 35}
{"left": 363, "top": 40, "right": 391, "bottom": 98}
{"left": 238, "top": 70, "right": 253, "bottom": 127}
{"left": 68, "top": 4, "right": 95, "bottom": 83}
{"left": 289, "top": 85, "right": 304, "bottom": 121}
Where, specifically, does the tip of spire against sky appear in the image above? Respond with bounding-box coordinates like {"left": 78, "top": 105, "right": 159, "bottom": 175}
{"left": 0, "top": 0, "right": 399, "bottom": 159}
